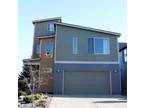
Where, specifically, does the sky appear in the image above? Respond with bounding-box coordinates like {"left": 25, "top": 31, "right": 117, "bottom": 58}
{"left": 18, "top": 0, "right": 126, "bottom": 73}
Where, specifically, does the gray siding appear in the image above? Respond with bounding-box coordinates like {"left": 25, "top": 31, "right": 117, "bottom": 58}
{"left": 32, "top": 22, "right": 56, "bottom": 58}
{"left": 33, "top": 38, "right": 40, "bottom": 58}
{"left": 34, "top": 22, "right": 55, "bottom": 37}
{"left": 56, "top": 25, "right": 118, "bottom": 62}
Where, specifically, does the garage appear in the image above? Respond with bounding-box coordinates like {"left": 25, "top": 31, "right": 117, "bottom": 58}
{"left": 64, "top": 71, "right": 111, "bottom": 94}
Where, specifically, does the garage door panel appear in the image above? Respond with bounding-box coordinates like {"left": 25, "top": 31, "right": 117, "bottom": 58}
{"left": 64, "top": 71, "right": 110, "bottom": 94}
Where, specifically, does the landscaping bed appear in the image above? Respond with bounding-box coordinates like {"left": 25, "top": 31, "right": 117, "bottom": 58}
{"left": 18, "top": 93, "right": 53, "bottom": 108}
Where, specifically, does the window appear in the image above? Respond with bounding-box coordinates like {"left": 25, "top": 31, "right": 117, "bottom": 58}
{"left": 45, "top": 41, "right": 53, "bottom": 57}
{"left": 88, "top": 38, "right": 94, "bottom": 53}
{"left": 72, "top": 36, "right": 78, "bottom": 54}
{"left": 88, "top": 37, "right": 110, "bottom": 54}
{"left": 36, "top": 43, "right": 40, "bottom": 55}
{"left": 47, "top": 24, "right": 54, "bottom": 32}
{"left": 124, "top": 49, "right": 127, "bottom": 62}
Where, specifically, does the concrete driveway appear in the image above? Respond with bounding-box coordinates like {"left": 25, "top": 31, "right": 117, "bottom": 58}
{"left": 49, "top": 95, "right": 127, "bottom": 108}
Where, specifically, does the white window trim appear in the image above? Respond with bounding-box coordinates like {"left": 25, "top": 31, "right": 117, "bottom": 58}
{"left": 93, "top": 37, "right": 110, "bottom": 55}
{"left": 72, "top": 36, "right": 78, "bottom": 54}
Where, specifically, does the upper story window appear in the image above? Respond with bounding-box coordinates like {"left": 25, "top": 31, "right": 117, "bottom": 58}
{"left": 124, "top": 49, "right": 127, "bottom": 62}
{"left": 72, "top": 36, "right": 78, "bottom": 54}
{"left": 45, "top": 41, "right": 53, "bottom": 57}
{"left": 47, "top": 23, "right": 54, "bottom": 32}
{"left": 36, "top": 43, "right": 40, "bottom": 56}
{"left": 88, "top": 37, "right": 110, "bottom": 54}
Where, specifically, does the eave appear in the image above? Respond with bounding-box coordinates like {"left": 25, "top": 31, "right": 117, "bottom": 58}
{"left": 54, "top": 22, "right": 121, "bottom": 36}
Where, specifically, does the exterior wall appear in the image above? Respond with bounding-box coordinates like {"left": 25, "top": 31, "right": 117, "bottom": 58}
{"left": 32, "top": 24, "right": 37, "bottom": 58}
{"left": 119, "top": 49, "right": 127, "bottom": 95}
{"left": 34, "top": 22, "right": 55, "bottom": 37}
{"left": 29, "top": 20, "right": 120, "bottom": 94}
{"left": 31, "top": 20, "right": 58, "bottom": 92}
{"left": 119, "top": 50, "right": 127, "bottom": 70}
{"left": 30, "top": 19, "right": 57, "bottom": 92}
{"left": 32, "top": 22, "right": 56, "bottom": 58}
{"left": 32, "top": 38, "right": 40, "bottom": 58}
{"left": 38, "top": 37, "right": 55, "bottom": 93}
{"left": 56, "top": 25, "right": 119, "bottom": 62}
{"left": 54, "top": 63, "right": 121, "bottom": 94}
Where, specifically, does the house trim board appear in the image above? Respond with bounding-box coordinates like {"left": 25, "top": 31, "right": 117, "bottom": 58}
{"left": 117, "top": 38, "right": 122, "bottom": 93}
{"left": 54, "top": 24, "right": 57, "bottom": 63}
{"left": 37, "top": 35, "right": 55, "bottom": 39}
{"left": 55, "top": 61, "right": 119, "bottom": 64}
{"left": 23, "top": 62, "right": 40, "bottom": 65}
{"left": 110, "top": 71, "right": 112, "bottom": 94}
{"left": 62, "top": 70, "right": 64, "bottom": 94}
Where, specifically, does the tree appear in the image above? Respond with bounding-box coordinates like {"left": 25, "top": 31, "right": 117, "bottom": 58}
{"left": 18, "top": 65, "right": 30, "bottom": 81}
{"left": 18, "top": 65, "right": 31, "bottom": 95}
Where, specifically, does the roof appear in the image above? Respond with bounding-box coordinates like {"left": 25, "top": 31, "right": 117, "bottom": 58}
{"left": 119, "top": 42, "right": 127, "bottom": 51}
{"left": 32, "top": 17, "right": 121, "bottom": 36}
{"left": 32, "top": 17, "right": 62, "bottom": 24}
{"left": 23, "top": 58, "right": 40, "bottom": 65}
{"left": 54, "top": 22, "right": 121, "bottom": 36}
{"left": 23, "top": 58, "right": 40, "bottom": 62}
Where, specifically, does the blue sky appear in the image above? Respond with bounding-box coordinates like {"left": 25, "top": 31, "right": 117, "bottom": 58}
{"left": 18, "top": 0, "right": 126, "bottom": 73}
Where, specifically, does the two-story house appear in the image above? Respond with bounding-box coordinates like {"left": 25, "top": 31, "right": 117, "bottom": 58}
{"left": 23, "top": 17, "right": 121, "bottom": 95}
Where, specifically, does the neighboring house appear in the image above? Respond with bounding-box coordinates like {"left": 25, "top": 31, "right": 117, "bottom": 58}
{"left": 119, "top": 43, "right": 127, "bottom": 95}
{"left": 23, "top": 17, "right": 121, "bottom": 95}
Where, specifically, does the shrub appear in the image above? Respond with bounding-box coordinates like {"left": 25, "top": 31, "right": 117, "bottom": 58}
{"left": 20, "top": 91, "right": 27, "bottom": 96}
{"left": 35, "top": 100, "right": 47, "bottom": 108}
{"left": 34, "top": 94, "right": 41, "bottom": 100}
{"left": 34, "top": 93, "right": 48, "bottom": 100}
{"left": 18, "top": 90, "right": 21, "bottom": 97}
{"left": 23, "top": 96, "right": 33, "bottom": 103}
{"left": 43, "top": 95, "right": 48, "bottom": 99}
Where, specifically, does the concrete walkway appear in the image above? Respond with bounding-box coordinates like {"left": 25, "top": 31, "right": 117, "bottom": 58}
{"left": 49, "top": 95, "right": 127, "bottom": 108}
